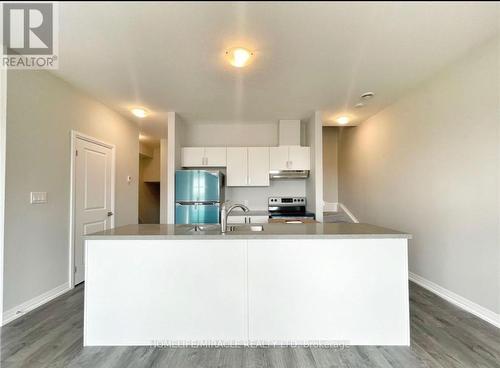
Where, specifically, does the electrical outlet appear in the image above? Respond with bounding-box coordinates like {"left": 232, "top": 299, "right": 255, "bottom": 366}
{"left": 30, "top": 192, "right": 47, "bottom": 204}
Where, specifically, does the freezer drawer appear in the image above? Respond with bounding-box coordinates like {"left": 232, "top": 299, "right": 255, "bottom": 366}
{"left": 198, "top": 203, "right": 220, "bottom": 224}
{"left": 175, "top": 203, "right": 220, "bottom": 224}
{"left": 175, "top": 203, "right": 199, "bottom": 225}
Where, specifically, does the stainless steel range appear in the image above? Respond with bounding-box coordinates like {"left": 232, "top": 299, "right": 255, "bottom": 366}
{"left": 268, "top": 197, "right": 315, "bottom": 220}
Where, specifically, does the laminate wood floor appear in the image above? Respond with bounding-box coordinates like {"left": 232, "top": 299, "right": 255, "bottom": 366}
{"left": 1, "top": 282, "right": 499, "bottom": 368}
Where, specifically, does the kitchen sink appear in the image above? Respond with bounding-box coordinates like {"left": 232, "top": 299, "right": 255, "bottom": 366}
{"left": 189, "top": 224, "right": 219, "bottom": 232}
{"left": 226, "top": 225, "right": 264, "bottom": 232}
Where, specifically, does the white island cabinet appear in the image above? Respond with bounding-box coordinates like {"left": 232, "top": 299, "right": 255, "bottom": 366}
{"left": 84, "top": 223, "right": 410, "bottom": 347}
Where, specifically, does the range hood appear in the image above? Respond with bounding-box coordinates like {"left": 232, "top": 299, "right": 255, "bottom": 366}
{"left": 270, "top": 170, "right": 309, "bottom": 179}
{"left": 270, "top": 120, "right": 310, "bottom": 179}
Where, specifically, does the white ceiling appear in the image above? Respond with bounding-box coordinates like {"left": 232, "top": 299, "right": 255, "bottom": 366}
{"left": 54, "top": 2, "right": 499, "bottom": 136}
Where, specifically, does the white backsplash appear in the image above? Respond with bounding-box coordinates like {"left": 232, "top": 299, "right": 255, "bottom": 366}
{"left": 225, "top": 180, "right": 306, "bottom": 210}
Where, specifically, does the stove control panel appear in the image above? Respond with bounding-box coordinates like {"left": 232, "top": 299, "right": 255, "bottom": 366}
{"left": 268, "top": 197, "right": 306, "bottom": 206}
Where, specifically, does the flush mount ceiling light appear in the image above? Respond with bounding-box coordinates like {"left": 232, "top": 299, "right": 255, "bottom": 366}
{"left": 361, "top": 92, "right": 375, "bottom": 100}
{"left": 131, "top": 108, "right": 148, "bottom": 118}
{"left": 336, "top": 116, "right": 350, "bottom": 125}
{"left": 354, "top": 102, "right": 365, "bottom": 108}
{"left": 226, "top": 47, "right": 253, "bottom": 68}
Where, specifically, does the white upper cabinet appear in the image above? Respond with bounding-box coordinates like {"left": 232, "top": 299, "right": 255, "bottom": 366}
{"left": 204, "top": 147, "right": 227, "bottom": 167}
{"left": 226, "top": 147, "right": 248, "bottom": 186}
{"left": 269, "top": 146, "right": 289, "bottom": 171}
{"left": 289, "top": 146, "right": 310, "bottom": 170}
{"left": 248, "top": 147, "right": 270, "bottom": 186}
{"left": 270, "top": 146, "right": 310, "bottom": 171}
{"left": 181, "top": 147, "right": 205, "bottom": 167}
{"left": 227, "top": 147, "right": 270, "bottom": 187}
{"left": 181, "top": 147, "right": 226, "bottom": 167}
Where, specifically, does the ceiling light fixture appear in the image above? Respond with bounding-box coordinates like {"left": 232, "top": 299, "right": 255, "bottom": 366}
{"left": 361, "top": 92, "right": 375, "bottom": 100}
{"left": 131, "top": 108, "right": 148, "bottom": 118}
{"left": 336, "top": 116, "right": 350, "bottom": 125}
{"left": 354, "top": 102, "right": 365, "bottom": 108}
{"left": 226, "top": 47, "right": 253, "bottom": 68}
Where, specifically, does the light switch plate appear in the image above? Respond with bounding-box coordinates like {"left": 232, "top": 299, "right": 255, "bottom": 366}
{"left": 30, "top": 192, "right": 47, "bottom": 204}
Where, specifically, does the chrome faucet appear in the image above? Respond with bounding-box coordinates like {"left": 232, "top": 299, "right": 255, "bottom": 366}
{"left": 221, "top": 202, "right": 249, "bottom": 233}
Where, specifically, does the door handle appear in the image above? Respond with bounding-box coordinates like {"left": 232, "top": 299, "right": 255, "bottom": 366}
{"left": 107, "top": 211, "right": 113, "bottom": 217}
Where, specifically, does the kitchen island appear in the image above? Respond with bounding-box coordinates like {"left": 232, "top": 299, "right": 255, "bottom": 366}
{"left": 84, "top": 223, "right": 411, "bottom": 346}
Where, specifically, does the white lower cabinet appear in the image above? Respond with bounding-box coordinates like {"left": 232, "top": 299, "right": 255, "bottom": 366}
{"left": 226, "top": 147, "right": 269, "bottom": 187}
{"left": 227, "top": 215, "right": 269, "bottom": 224}
{"left": 247, "top": 239, "right": 409, "bottom": 345}
{"left": 85, "top": 240, "right": 247, "bottom": 345}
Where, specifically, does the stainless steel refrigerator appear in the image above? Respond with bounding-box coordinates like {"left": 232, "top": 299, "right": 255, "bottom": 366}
{"left": 175, "top": 170, "right": 224, "bottom": 224}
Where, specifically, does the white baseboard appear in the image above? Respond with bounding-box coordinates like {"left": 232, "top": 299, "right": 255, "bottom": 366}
{"left": 323, "top": 202, "right": 339, "bottom": 212}
{"left": 338, "top": 203, "right": 360, "bottom": 223}
{"left": 409, "top": 272, "right": 500, "bottom": 328}
{"left": 2, "top": 282, "right": 70, "bottom": 326}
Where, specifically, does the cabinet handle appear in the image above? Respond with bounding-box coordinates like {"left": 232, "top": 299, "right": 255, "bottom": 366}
{"left": 248, "top": 217, "right": 252, "bottom": 224}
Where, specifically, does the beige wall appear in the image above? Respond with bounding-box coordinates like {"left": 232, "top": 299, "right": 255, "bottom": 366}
{"left": 323, "top": 127, "right": 339, "bottom": 204}
{"left": 183, "top": 121, "right": 279, "bottom": 147}
{"left": 338, "top": 38, "right": 500, "bottom": 314}
{"left": 4, "top": 70, "right": 138, "bottom": 311}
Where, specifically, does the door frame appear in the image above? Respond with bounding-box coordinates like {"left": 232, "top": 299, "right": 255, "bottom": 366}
{"left": 0, "top": 65, "right": 7, "bottom": 321}
{"left": 69, "top": 130, "right": 116, "bottom": 288}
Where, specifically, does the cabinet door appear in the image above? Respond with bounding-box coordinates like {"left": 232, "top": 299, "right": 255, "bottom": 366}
{"left": 248, "top": 215, "right": 269, "bottom": 224}
{"left": 226, "top": 147, "right": 248, "bottom": 187}
{"left": 269, "top": 146, "right": 289, "bottom": 171}
{"left": 205, "top": 147, "right": 227, "bottom": 167}
{"left": 227, "top": 215, "right": 247, "bottom": 224}
{"left": 181, "top": 147, "right": 204, "bottom": 167}
{"left": 248, "top": 147, "right": 270, "bottom": 186}
{"left": 289, "top": 146, "right": 310, "bottom": 170}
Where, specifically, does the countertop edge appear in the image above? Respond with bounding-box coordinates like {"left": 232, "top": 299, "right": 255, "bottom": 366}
{"left": 85, "top": 234, "right": 412, "bottom": 240}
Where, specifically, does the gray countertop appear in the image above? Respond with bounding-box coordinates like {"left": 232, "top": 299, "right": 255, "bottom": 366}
{"left": 85, "top": 223, "right": 411, "bottom": 240}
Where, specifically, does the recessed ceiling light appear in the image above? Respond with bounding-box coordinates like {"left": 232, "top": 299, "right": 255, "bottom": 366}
{"left": 131, "top": 108, "right": 148, "bottom": 118}
{"left": 354, "top": 102, "right": 365, "bottom": 108}
{"left": 336, "top": 116, "right": 350, "bottom": 125}
{"left": 361, "top": 92, "right": 375, "bottom": 100}
{"left": 226, "top": 47, "right": 253, "bottom": 68}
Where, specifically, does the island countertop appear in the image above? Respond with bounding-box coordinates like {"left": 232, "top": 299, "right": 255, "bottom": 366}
{"left": 85, "top": 223, "right": 411, "bottom": 240}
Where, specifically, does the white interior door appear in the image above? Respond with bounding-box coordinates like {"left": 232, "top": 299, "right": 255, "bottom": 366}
{"left": 74, "top": 137, "right": 113, "bottom": 284}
